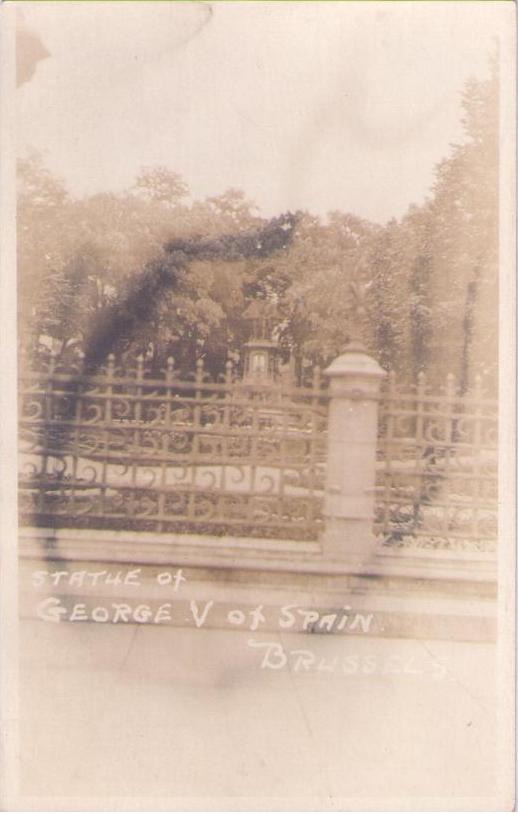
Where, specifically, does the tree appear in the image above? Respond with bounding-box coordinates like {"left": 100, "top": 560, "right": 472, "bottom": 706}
{"left": 18, "top": 60, "right": 498, "bottom": 389}
{"left": 264, "top": 211, "right": 377, "bottom": 372}
{"left": 17, "top": 153, "right": 76, "bottom": 353}
{"left": 134, "top": 165, "right": 189, "bottom": 206}
{"left": 361, "top": 59, "right": 499, "bottom": 387}
{"left": 414, "top": 61, "right": 499, "bottom": 390}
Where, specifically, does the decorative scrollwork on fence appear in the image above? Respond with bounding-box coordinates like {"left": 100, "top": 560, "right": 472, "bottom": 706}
{"left": 376, "top": 371, "right": 498, "bottom": 552}
{"left": 18, "top": 351, "right": 497, "bottom": 550}
{"left": 18, "top": 352, "right": 328, "bottom": 540}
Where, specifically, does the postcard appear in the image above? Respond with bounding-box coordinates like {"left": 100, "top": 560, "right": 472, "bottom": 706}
{"left": 0, "top": 1, "right": 515, "bottom": 809}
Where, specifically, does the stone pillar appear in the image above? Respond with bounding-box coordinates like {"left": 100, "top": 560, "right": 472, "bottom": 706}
{"left": 321, "top": 341, "right": 386, "bottom": 567}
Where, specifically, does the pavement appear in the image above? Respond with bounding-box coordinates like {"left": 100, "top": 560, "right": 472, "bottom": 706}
{"left": 18, "top": 617, "right": 500, "bottom": 808}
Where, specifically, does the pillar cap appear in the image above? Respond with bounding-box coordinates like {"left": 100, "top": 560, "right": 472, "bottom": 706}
{"left": 324, "top": 343, "right": 386, "bottom": 379}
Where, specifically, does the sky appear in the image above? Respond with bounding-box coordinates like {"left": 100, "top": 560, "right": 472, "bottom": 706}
{"left": 15, "top": 1, "right": 506, "bottom": 224}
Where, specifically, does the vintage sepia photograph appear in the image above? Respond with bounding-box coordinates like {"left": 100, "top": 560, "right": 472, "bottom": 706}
{"left": 0, "top": 0, "right": 516, "bottom": 809}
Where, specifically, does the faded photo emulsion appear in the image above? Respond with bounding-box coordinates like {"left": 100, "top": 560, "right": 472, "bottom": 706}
{"left": 1, "top": 0, "right": 516, "bottom": 810}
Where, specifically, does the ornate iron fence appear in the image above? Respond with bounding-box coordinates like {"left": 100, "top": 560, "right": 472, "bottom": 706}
{"left": 18, "top": 352, "right": 498, "bottom": 552}
{"left": 375, "top": 371, "right": 498, "bottom": 553}
{"left": 18, "top": 352, "right": 328, "bottom": 540}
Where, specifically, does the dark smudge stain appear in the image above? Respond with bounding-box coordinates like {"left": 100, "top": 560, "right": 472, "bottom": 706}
{"left": 16, "top": 25, "right": 51, "bottom": 88}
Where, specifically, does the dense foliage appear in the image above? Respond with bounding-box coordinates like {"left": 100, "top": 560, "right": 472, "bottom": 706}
{"left": 18, "top": 66, "right": 498, "bottom": 390}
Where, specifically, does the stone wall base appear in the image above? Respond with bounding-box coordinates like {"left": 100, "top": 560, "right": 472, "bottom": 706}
{"left": 18, "top": 526, "right": 497, "bottom": 643}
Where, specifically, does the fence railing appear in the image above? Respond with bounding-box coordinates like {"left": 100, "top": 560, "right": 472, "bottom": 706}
{"left": 18, "top": 349, "right": 498, "bottom": 558}
{"left": 18, "top": 352, "right": 328, "bottom": 541}
{"left": 375, "top": 372, "right": 498, "bottom": 553}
